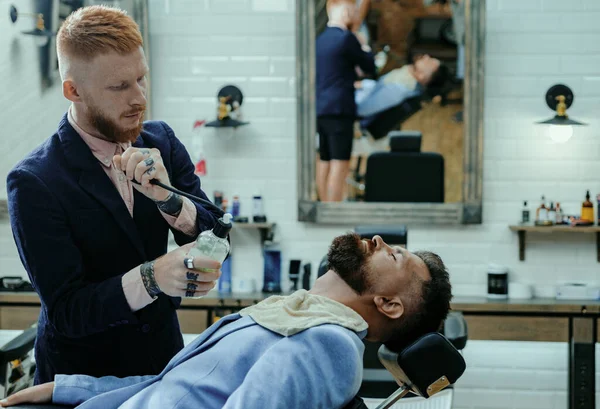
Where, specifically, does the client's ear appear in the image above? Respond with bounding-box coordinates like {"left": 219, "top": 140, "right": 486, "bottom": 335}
{"left": 374, "top": 295, "right": 404, "bottom": 320}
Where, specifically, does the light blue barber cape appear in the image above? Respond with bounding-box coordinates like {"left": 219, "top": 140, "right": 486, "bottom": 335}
{"left": 52, "top": 313, "right": 367, "bottom": 409}
{"left": 355, "top": 78, "right": 422, "bottom": 127}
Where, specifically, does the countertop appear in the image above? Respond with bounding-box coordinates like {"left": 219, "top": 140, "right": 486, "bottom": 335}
{"left": 0, "top": 291, "right": 598, "bottom": 313}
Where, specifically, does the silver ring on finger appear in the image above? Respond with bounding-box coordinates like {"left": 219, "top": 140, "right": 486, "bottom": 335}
{"left": 184, "top": 257, "right": 195, "bottom": 270}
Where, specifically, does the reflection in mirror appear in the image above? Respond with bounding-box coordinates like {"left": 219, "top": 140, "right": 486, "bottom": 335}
{"left": 315, "top": 0, "right": 464, "bottom": 204}
{"left": 296, "top": 0, "right": 484, "bottom": 225}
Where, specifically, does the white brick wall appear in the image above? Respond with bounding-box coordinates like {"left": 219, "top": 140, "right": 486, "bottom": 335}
{"left": 0, "top": 0, "right": 70, "bottom": 276}
{"left": 1, "top": 0, "right": 599, "bottom": 407}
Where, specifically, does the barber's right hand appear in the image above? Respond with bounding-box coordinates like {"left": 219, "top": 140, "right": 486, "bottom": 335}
{"left": 0, "top": 382, "right": 54, "bottom": 407}
{"left": 153, "top": 242, "right": 222, "bottom": 298}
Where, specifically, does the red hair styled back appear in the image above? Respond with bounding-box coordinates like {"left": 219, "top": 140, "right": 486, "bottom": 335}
{"left": 57, "top": 5, "right": 142, "bottom": 65}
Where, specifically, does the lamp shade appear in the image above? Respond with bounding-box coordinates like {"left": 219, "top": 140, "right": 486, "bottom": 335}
{"left": 537, "top": 116, "right": 586, "bottom": 126}
{"left": 536, "top": 84, "right": 587, "bottom": 128}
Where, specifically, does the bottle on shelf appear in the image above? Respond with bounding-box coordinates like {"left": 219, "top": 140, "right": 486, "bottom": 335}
{"left": 232, "top": 195, "right": 240, "bottom": 218}
{"left": 521, "top": 201, "right": 530, "bottom": 224}
{"left": 548, "top": 202, "right": 556, "bottom": 225}
{"left": 581, "top": 190, "right": 594, "bottom": 223}
{"left": 535, "top": 195, "right": 548, "bottom": 225}
{"left": 555, "top": 202, "right": 563, "bottom": 224}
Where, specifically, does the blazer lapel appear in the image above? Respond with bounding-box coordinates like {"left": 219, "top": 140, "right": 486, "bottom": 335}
{"left": 58, "top": 115, "right": 146, "bottom": 260}
{"left": 78, "top": 169, "right": 146, "bottom": 259}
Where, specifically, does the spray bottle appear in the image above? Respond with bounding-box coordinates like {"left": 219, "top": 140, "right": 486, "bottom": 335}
{"left": 189, "top": 213, "right": 233, "bottom": 264}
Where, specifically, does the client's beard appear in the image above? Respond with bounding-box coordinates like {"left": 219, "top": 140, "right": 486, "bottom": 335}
{"left": 327, "top": 232, "right": 373, "bottom": 295}
{"left": 89, "top": 105, "right": 146, "bottom": 144}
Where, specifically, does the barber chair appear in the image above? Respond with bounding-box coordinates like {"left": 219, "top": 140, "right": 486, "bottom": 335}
{"left": 345, "top": 311, "right": 467, "bottom": 409}
{"left": 361, "top": 97, "right": 423, "bottom": 141}
{"left": 364, "top": 132, "right": 444, "bottom": 203}
{"left": 0, "top": 325, "right": 37, "bottom": 399}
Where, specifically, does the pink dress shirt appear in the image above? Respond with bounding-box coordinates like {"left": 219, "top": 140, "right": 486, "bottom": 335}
{"left": 67, "top": 107, "right": 198, "bottom": 312}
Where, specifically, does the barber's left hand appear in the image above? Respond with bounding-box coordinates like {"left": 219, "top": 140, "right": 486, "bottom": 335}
{"left": 0, "top": 382, "right": 54, "bottom": 407}
{"left": 114, "top": 147, "right": 172, "bottom": 202}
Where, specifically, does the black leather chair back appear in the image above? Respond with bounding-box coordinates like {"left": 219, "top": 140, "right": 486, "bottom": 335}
{"left": 364, "top": 96, "right": 423, "bottom": 140}
{"left": 364, "top": 151, "right": 444, "bottom": 203}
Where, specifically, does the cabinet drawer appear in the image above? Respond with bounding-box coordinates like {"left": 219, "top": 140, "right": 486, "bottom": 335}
{"left": 0, "top": 306, "right": 40, "bottom": 330}
{"left": 465, "top": 315, "right": 568, "bottom": 342}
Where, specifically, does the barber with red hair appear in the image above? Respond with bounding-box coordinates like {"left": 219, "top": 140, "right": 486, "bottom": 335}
{"left": 7, "top": 5, "right": 222, "bottom": 384}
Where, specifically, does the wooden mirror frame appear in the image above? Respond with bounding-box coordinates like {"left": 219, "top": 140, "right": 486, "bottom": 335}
{"left": 295, "top": 0, "right": 486, "bottom": 225}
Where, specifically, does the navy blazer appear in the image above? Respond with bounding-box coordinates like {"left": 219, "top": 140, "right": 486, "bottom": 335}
{"left": 6, "top": 113, "right": 221, "bottom": 384}
{"left": 316, "top": 26, "right": 376, "bottom": 117}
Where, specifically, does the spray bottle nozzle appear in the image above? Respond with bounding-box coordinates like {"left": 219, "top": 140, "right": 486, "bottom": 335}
{"left": 214, "top": 213, "right": 233, "bottom": 239}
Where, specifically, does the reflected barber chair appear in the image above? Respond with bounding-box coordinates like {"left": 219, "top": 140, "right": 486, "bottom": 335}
{"left": 361, "top": 97, "right": 423, "bottom": 141}
{"left": 364, "top": 132, "right": 444, "bottom": 203}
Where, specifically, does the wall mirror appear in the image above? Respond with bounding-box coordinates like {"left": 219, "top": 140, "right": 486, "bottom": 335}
{"left": 296, "top": 0, "right": 485, "bottom": 225}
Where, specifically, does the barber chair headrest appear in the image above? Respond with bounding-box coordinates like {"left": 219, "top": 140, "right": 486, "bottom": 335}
{"left": 378, "top": 332, "right": 466, "bottom": 399}
{"left": 388, "top": 131, "right": 422, "bottom": 153}
{"left": 441, "top": 311, "right": 468, "bottom": 350}
{"left": 354, "top": 225, "right": 407, "bottom": 247}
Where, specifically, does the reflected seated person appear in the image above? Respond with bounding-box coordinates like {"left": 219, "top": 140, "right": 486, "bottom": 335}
{"left": 0, "top": 233, "right": 452, "bottom": 409}
{"left": 355, "top": 55, "right": 450, "bottom": 131}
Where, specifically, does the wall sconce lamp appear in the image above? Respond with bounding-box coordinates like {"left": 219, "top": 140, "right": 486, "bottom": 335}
{"left": 9, "top": 4, "right": 54, "bottom": 47}
{"left": 537, "top": 84, "right": 586, "bottom": 143}
{"left": 205, "top": 85, "right": 249, "bottom": 128}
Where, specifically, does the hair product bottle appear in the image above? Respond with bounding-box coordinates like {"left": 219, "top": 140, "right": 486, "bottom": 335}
{"left": 581, "top": 190, "right": 594, "bottom": 223}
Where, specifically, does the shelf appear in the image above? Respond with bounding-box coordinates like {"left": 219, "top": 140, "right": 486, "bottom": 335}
{"left": 233, "top": 222, "right": 276, "bottom": 246}
{"left": 205, "top": 118, "right": 249, "bottom": 128}
{"left": 233, "top": 222, "right": 274, "bottom": 230}
{"left": 508, "top": 225, "right": 600, "bottom": 262}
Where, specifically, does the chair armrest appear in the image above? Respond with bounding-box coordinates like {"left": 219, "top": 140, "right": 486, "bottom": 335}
{"left": 0, "top": 326, "right": 37, "bottom": 364}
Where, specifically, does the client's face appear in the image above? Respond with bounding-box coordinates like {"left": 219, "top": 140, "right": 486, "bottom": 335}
{"left": 414, "top": 55, "right": 441, "bottom": 84}
{"left": 327, "top": 233, "right": 429, "bottom": 296}
{"left": 362, "top": 236, "right": 430, "bottom": 297}
{"left": 327, "top": 233, "right": 373, "bottom": 295}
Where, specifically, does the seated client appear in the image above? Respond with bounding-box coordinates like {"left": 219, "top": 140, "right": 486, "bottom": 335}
{"left": 356, "top": 55, "right": 450, "bottom": 128}
{"left": 0, "top": 233, "right": 452, "bottom": 409}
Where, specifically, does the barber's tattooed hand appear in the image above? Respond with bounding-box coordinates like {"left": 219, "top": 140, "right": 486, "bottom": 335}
{"left": 152, "top": 242, "right": 222, "bottom": 298}
{"left": 113, "top": 147, "right": 172, "bottom": 202}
